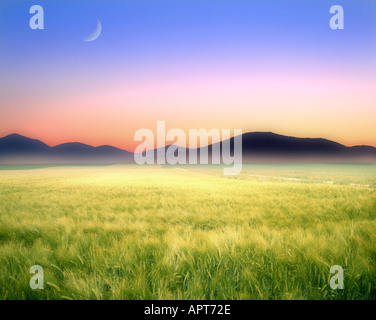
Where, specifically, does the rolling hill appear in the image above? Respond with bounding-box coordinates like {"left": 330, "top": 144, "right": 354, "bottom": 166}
{"left": 0, "top": 132, "right": 375, "bottom": 164}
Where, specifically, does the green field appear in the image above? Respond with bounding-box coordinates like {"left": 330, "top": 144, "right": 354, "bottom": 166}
{"left": 0, "top": 164, "right": 375, "bottom": 300}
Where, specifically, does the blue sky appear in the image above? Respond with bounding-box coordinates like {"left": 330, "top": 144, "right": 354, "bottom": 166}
{"left": 1, "top": 0, "right": 375, "bottom": 70}
{"left": 0, "top": 1, "right": 375, "bottom": 149}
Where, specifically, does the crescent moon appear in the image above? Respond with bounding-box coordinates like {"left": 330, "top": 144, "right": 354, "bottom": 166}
{"left": 83, "top": 20, "right": 102, "bottom": 42}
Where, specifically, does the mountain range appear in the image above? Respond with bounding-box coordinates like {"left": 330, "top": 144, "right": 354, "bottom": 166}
{"left": 0, "top": 132, "right": 375, "bottom": 164}
{"left": 0, "top": 134, "right": 133, "bottom": 164}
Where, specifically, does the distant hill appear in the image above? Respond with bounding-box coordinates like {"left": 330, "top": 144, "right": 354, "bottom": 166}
{"left": 0, "top": 132, "right": 375, "bottom": 164}
{"left": 225, "top": 132, "right": 376, "bottom": 162}
{"left": 0, "top": 134, "right": 50, "bottom": 154}
{"left": 241, "top": 132, "right": 346, "bottom": 153}
{"left": 144, "top": 132, "right": 376, "bottom": 163}
{"left": 0, "top": 134, "right": 134, "bottom": 164}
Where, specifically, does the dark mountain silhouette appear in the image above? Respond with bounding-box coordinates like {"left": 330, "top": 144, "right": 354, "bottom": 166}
{"left": 149, "top": 132, "right": 376, "bottom": 163}
{"left": 0, "top": 134, "right": 50, "bottom": 154}
{"left": 241, "top": 132, "right": 346, "bottom": 154}
{"left": 52, "top": 142, "right": 95, "bottom": 154}
{"left": 0, "top": 132, "right": 375, "bottom": 164}
{"left": 0, "top": 134, "right": 133, "bottom": 164}
{"left": 206, "top": 132, "right": 376, "bottom": 162}
{"left": 51, "top": 142, "right": 133, "bottom": 161}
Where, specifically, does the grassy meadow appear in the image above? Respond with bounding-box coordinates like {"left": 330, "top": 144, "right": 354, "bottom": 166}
{"left": 0, "top": 164, "right": 375, "bottom": 300}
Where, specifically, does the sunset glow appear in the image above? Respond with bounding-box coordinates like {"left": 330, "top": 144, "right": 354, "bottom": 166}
{"left": 1, "top": 0, "right": 375, "bottom": 151}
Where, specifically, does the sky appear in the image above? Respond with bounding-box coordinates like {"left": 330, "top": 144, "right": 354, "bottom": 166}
{"left": 0, "top": 0, "right": 375, "bottom": 151}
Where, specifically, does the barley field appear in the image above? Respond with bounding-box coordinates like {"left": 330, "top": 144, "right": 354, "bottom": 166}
{"left": 0, "top": 164, "right": 375, "bottom": 300}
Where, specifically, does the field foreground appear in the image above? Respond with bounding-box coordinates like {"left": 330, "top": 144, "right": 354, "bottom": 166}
{"left": 0, "top": 164, "right": 375, "bottom": 300}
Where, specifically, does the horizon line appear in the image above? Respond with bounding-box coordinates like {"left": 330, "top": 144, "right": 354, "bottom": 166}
{"left": 1, "top": 131, "right": 376, "bottom": 153}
